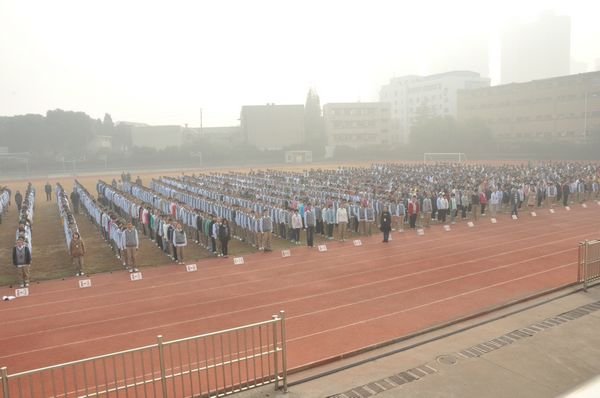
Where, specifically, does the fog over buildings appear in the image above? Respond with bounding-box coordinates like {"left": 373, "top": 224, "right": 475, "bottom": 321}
{"left": 0, "top": 1, "right": 599, "bottom": 172}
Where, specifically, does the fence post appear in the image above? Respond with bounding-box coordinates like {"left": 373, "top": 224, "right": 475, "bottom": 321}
{"left": 578, "top": 242, "right": 583, "bottom": 283}
{"left": 157, "top": 335, "right": 168, "bottom": 398}
{"left": 1, "top": 367, "right": 9, "bottom": 398}
{"left": 583, "top": 241, "right": 589, "bottom": 292}
{"left": 279, "top": 310, "right": 288, "bottom": 393}
{"left": 272, "top": 315, "right": 279, "bottom": 390}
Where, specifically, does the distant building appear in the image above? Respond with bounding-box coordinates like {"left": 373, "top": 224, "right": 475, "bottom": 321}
{"left": 501, "top": 11, "right": 571, "bottom": 84}
{"left": 458, "top": 71, "right": 600, "bottom": 145}
{"left": 323, "top": 102, "right": 391, "bottom": 149}
{"left": 380, "top": 71, "right": 490, "bottom": 144}
{"left": 240, "top": 104, "right": 305, "bottom": 150}
{"left": 87, "top": 135, "right": 112, "bottom": 153}
{"left": 130, "top": 125, "right": 183, "bottom": 150}
{"left": 285, "top": 150, "right": 312, "bottom": 163}
{"left": 184, "top": 126, "right": 241, "bottom": 145}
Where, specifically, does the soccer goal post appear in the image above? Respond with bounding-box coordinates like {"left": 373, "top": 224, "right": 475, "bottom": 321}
{"left": 423, "top": 152, "right": 467, "bottom": 163}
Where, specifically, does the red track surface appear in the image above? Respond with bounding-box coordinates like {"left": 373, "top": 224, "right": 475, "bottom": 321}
{"left": 1, "top": 203, "right": 599, "bottom": 375}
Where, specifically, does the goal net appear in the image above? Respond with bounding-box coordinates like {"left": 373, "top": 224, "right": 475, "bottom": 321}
{"left": 423, "top": 152, "right": 467, "bottom": 163}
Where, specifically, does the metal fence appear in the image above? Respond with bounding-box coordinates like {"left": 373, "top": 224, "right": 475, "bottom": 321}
{"left": 578, "top": 240, "right": 600, "bottom": 291}
{"left": 1, "top": 312, "right": 287, "bottom": 398}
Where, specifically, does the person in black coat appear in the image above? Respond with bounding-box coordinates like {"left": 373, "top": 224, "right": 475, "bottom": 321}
{"left": 70, "top": 189, "right": 80, "bottom": 214}
{"left": 380, "top": 206, "right": 392, "bottom": 243}
{"left": 219, "top": 218, "right": 231, "bottom": 257}
{"left": 13, "top": 237, "right": 32, "bottom": 287}
{"left": 562, "top": 181, "right": 570, "bottom": 207}
{"left": 44, "top": 182, "right": 52, "bottom": 201}
{"left": 15, "top": 190, "right": 23, "bottom": 211}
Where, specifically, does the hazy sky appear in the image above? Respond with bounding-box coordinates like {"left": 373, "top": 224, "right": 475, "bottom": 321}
{"left": 1, "top": 0, "right": 599, "bottom": 127}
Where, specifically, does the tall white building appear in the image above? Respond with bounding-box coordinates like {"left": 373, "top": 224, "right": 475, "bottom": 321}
{"left": 379, "top": 71, "right": 490, "bottom": 144}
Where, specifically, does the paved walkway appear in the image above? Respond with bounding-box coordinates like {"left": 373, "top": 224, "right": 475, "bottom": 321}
{"left": 238, "top": 284, "right": 600, "bottom": 398}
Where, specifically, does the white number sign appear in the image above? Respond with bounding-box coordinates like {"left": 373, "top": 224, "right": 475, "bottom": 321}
{"left": 186, "top": 264, "right": 197, "bottom": 272}
{"left": 130, "top": 272, "right": 143, "bottom": 281}
{"left": 78, "top": 279, "right": 92, "bottom": 288}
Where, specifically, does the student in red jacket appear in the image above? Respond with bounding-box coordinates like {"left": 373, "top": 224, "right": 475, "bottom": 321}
{"left": 408, "top": 195, "right": 420, "bottom": 229}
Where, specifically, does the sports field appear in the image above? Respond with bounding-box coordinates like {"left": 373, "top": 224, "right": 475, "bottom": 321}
{"left": 0, "top": 162, "right": 599, "bottom": 392}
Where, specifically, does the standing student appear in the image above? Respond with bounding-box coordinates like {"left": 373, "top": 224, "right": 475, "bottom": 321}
{"left": 365, "top": 205, "right": 375, "bottom": 236}
{"left": 291, "top": 209, "right": 302, "bottom": 245}
{"left": 324, "top": 204, "right": 335, "bottom": 240}
{"left": 69, "top": 232, "right": 86, "bottom": 276}
{"left": 44, "top": 182, "right": 52, "bottom": 201}
{"left": 336, "top": 203, "right": 349, "bottom": 241}
{"left": 471, "top": 190, "right": 480, "bottom": 221}
{"left": 13, "top": 237, "right": 32, "bottom": 287}
{"left": 213, "top": 217, "right": 222, "bottom": 256}
{"left": 510, "top": 188, "right": 520, "bottom": 218}
{"left": 408, "top": 195, "right": 419, "bottom": 229}
{"left": 449, "top": 193, "right": 457, "bottom": 224}
{"left": 304, "top": 205, "right": 316, "bottom": 247}
{"left": 15, "top": 190, "right": 23, "bottom": 211}
{"left": 437, "top": 193, "right": 449, "bottom": 224}
{"left": 123, "top": 222, "right": 139, "bottom": 272}
{"left": 461, "top": 191, "right": 470, "bottom": 220}
{"left": 209, "top": 215, "right": 217, "bottom": 254}
{"left": 260, "top": 210, "right": 273, "bottom": 251}
{"left": 479, "top": 190, "right": 488, "bottom": 215}
{"left": 526, "top": 185, "right": 537, "bottom": 213}
{"left": 422, "top": 193, "right": 432, "bottom": 228}
{"left": 173, "top": 223, "right": 187, "bottom": 264}
{"left": 546, "top": 182, "right": 557, "bottom": 208}
{"left": 358, "top": 203, "right": 367, "bottom": 236}
{"left": 70, "top": 188, "right": 80, "bottom": 214}
{"left": 253, "top": 212, "right": 262, "bottom": 249}
{"left": 562, "top": 181, "right": 570, "bottom": 207}
{"left": 219, "top": 218, "right": 231, "bottom": 257}
{"left": 380, "top": 206, "right": 392, "bottom": 243}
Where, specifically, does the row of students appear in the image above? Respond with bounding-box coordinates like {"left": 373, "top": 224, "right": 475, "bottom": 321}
{"left": 56, "top": 183, "right": 86, "bottom": 276}
{"left": 75, "top": 180, "right": 139, "bottom": 272}
{"left": 97, "top": 180, "right": 190, "bottom": 265}
{"left": 0, "top": 187, "right": 10, "bottom": 224}
{"left": 13, "top": 183, "right": 35, "bottom": 287}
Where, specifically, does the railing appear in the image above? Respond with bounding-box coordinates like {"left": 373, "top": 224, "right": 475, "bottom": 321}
{"left": 578, "top": 240, "right": 600, "bottom": 291}
{"left": 1, "top": 312, "right": 287, "bottom": 398}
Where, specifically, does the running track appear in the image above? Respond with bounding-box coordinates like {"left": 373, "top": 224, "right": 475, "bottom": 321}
{"left": 1, "top": 203, "right": 599, "bottom": 376}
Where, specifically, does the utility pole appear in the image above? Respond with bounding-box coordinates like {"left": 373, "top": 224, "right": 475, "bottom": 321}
{"left": 200, "top": 108, "right": 203, "bottom": 135}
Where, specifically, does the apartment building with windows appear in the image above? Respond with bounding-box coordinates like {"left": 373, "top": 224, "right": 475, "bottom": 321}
{"left": 323, "top": 102, "right": 392, "bottom": 149}
{"left": 380, "top": 71, "right": 490, "bottom": 144}
{"left": 457, "top": 71, "right": 600, "bottom": 145}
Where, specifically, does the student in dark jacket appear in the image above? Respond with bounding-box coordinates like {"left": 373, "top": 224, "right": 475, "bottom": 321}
{"left": 70, "top": 189, "right": 80, "bottom": 214}
{"left": 15, "top": 190, "right": 23, "bottom": 211}
{"left": 380, "top": 206, "right": 392, "bottom": 243}
{"left": 562, "top": 182, "right": 570, "bottom": 206}
{"left": 219, "top": 218, "right": 231, "bottom": 258}
{"left": 44, "top": 182, "right": 52, "bottom": 201}
{"left": 13, "top": 237, "right": 32, "bottom": 287}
